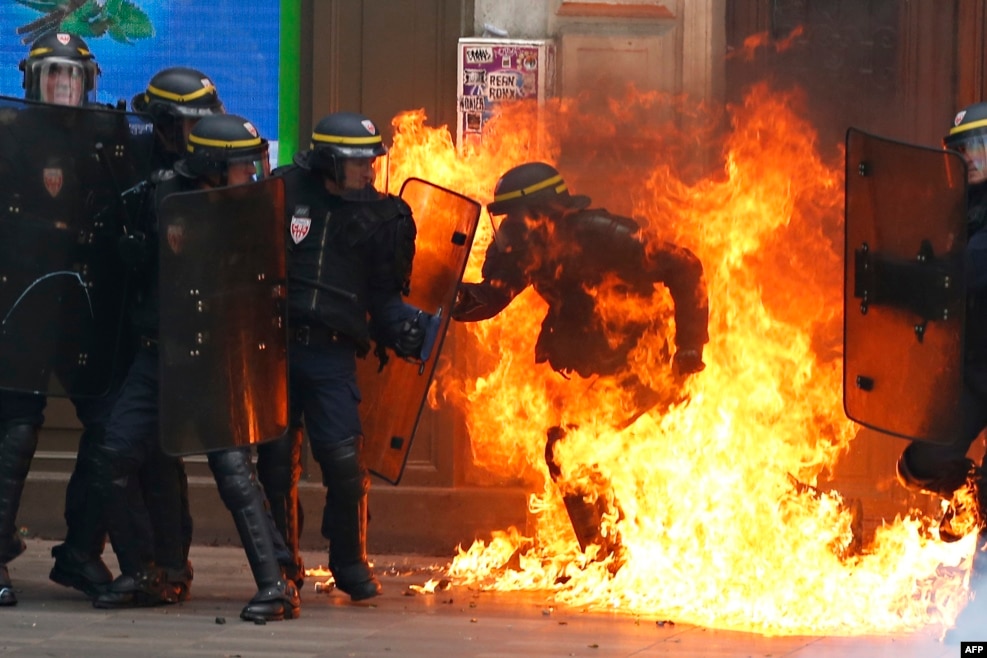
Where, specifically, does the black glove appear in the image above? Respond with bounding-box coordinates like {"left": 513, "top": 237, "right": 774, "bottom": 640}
{"left": 393, "top": 315, "right": 426, "bottom": 358}
{"left": 672, "top": 349, "right": 705, "bottom": 376}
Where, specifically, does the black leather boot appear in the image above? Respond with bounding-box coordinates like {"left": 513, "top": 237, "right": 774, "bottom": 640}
{"left": 93, "top": 565, "right": 178, "bottom": 608}
{"left": 208, "top": 449, "right": 300, "bottom": 622}
{"left": 49, "top": 543, "right": 112, "bottom": 598}
{"left": 316, "top": 437, "right": 381, "bottom": 601}
{"left": 258, "top": 428, "right": 305, "bottom": 588}
{"left": 545, "top": 426, "right": 624, "bottom": 568}
{"left": 1, "top": 563, "right": 17, "bottom": 606}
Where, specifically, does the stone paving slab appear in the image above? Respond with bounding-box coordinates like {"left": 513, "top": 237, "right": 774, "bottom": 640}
{"left": 0, "top": 540, "right": 968, "bottom": 657}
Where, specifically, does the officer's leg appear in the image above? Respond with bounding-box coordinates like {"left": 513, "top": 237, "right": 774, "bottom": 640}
{"left": 0, "top": 391, "right": 45, "bottom": 606}
{"left": 943, "top": 368, "right": 987, "bottom": 643}
{"left": 896, "top": 381, "right": 987, "bottom": 541}
{"left": 294, "top": 344, "right": 380, "bottom": 600}
{"left": 256, "top": 426, "right": 305, "bottom": 588}
{"left": 139, "top": 446, "right": 194, "bottom": 600}
{"left": 544, "top": 425, "right": 624, "bottom": 565}
{"left": 207, "top": 448, "right": 299, "bottom": 622}
{"left": 90, "top": 350, "right": 177, "bottom": 608}
{"left": 49, "top": 423, "right": 113, "bottom": 598}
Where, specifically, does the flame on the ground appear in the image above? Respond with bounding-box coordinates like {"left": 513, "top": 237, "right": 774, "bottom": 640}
{"left": 384, "top": 83, "right": 974, "bottom": 636}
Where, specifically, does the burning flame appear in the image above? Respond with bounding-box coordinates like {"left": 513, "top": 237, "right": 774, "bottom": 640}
{"left": 384, "top": 83, "right": 974, "bottom": 636}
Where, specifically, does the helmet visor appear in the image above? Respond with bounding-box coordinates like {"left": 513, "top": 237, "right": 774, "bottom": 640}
{"left": 948, "top": 132, "right": 987, "bottom": 185}
{"left": 35, "top": 58, "right": 88, "bottom": 106}
{"left": 225, "top": 148, "right": 271, "bottom": 186}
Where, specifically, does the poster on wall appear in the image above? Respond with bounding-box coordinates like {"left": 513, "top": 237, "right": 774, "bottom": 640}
{"left": 456, "top": 37, "right": 556, "bottom": 149}
{"left": 0, "top": 1, "right": 280, "bottom": 155}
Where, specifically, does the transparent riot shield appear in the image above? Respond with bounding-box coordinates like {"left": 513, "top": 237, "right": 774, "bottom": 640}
{"left": 844, "top": 128, "right": 967, "bottom": 443}
{"left": 158, "top": 177, "right": 288, "bottom": 455}
{"left": 358, "top": 178, "right": 481, "bottom": 484}
{"left": 0, "top": 96, "right": 153, "bottom": 396}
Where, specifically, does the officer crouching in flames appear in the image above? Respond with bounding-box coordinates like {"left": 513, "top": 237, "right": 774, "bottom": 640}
{"left": 89, "top": 114, "right": 299, "bottom": 621}
{"left": 260, "top": 111, "right": 435, "bottom": 600}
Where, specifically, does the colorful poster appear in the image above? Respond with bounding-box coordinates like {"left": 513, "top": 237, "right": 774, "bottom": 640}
{"left": 457, "top": 38, "right": 555, "bottom": 148}
{"left": 0, "top": 1, "right": 280, "bottom": 144}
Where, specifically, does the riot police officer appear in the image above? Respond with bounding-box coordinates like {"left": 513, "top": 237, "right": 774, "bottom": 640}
{"left": 453, "top": 162, "right": 709, "bottom": 562}
{"left": 2, "top": 32, "right": 118, "bottom": 607}
{"left": 893, "top": 103, "right": 987, "bottom": 643}
{"left": 50, "top": 66, "right": 225, "bottom": 606}
{"left": 269, "top": 111, "right": 430, "bottom": 600}
{"left": 90, "top": 114, "right": 299, "bottom": 622}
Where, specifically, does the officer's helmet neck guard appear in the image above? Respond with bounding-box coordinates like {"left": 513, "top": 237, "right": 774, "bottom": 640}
{"left": 296, "top": 111, "right": 388, "bottom": 195}
{"left": 945, "top": 102, "right": 987, "bottom": 186}
{"left": 20, "top": 32, "right": 100, "bottom": 106}
{"left": 175, "top": 114, "right": 270, "bottom": 187}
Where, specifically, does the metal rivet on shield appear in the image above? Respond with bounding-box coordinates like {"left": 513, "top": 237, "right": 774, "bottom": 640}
{"left": 857, "top": 162, "right": 868, "bottom": 176}
{"left": 256, "top": 273, "right": 266, "bottom": 281}
{"left": 257, "top": 342, "right": 266, "bottom": 351}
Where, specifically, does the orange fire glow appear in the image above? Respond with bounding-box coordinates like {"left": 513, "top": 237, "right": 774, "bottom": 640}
{"left": 383, "top": 83, "right": 974, "bottom": 636}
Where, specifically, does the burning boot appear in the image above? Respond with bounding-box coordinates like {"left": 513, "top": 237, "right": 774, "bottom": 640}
{"left": 91, "top": 448, "right": 179, "bottom": 608}
{"left": 140, "top": 447, "right": 194, "bottom": 601}
{"left": 207, "top": 449, "right": 300, "bottom": 622}
{"left": 895, "top": 450, "right": 981, "bottom": 542}
{"left": 50, "top": 426, "right": 113, "bottom": 598}
{"left": 545, "top": 426, "right": 625, "bottom": 570}
{"left": 316, "top": 436, "right": 381, "bottom": 601}
{"left": 0, "top": 421, "right": 40, "bottom": 606}
{"left": 257, "top": 427, "right": 305, "bottom": 588}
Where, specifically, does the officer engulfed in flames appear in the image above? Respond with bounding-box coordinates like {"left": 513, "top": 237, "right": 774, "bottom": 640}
{"left": 454, "top": 162, "right": 709, "bottom": 565}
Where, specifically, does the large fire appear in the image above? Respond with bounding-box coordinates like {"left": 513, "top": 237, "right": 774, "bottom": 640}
{"left": 383, "top": 83, "right": 974, "bottom": 636}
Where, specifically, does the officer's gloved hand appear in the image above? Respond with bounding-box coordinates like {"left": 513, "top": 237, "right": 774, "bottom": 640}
{"left": 672, "top": 348, "right": 705, "bottom": 376}
{"left": 117, "top": 231, "right": 148, "bottom": 270}
{"left": 393, "top": 315, "right": 427, "bottom": 359}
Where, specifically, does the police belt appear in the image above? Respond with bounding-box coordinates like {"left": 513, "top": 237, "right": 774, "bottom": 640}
{"left": 291, "top": 324, "right": 356, "bottom": 349}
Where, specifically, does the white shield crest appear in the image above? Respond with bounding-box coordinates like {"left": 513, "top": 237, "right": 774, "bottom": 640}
{"left": 290, "top": 215, "right": 311, "bottom": 244}
{"left": 43, "top": 167, "right": 63, "bottom": 197}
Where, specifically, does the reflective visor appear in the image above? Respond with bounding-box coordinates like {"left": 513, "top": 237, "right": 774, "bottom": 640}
{"left": 947, "top": 132, "right": 987, "bottom": 185}
{"left": 35, "top": 58, "right": 88, "bottom": 106}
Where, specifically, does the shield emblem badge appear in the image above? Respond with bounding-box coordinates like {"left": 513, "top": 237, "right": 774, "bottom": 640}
{"left": 43, "top": 167, "right": 63, "bottom": 197}
{"left": 289, "top": 209, "right": 311, "bottom": 244}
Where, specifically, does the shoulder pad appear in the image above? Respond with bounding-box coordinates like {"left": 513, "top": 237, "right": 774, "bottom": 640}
{"left": 571, "top": 209, "right": 640, "bottom": 234}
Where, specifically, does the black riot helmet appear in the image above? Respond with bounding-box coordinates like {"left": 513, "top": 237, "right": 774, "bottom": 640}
{"left": 132, "top": 67, "right": 225, "bottom": 158}
{"left": 19, "top": 32, "right": 100, "bottom": 106}
{"left": 174, "top": 114, "right": 270, "bottom": 186}
{"left": 132, "top": 67, "right": 224, "bottom": 118}
{"left": 294, "top": 111, "right": 387, "bottom": 186}
{"left": 487, "top": 162, "right": 590, "bottom": 217}
{"left": 945, "top": 102, "right": 987, "bottom": 186}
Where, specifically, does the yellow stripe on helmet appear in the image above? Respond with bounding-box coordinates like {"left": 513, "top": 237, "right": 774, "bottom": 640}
{"left": 147, "top": 82, "right": 215, "bottom": 104}
{"left": 187, "top": 135, "right": 262, "bottom": 151}
{"left": 29, "top": 47, "right": 91, "bottom": 58}
{"left": 493, "top": 174, "right": 567, "bottom": 203}
{"left": 950, "top": 117, "right": 987, "bottom": 137}
{"left": 311, "top": 133, "right": 382, "bottom": 146}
